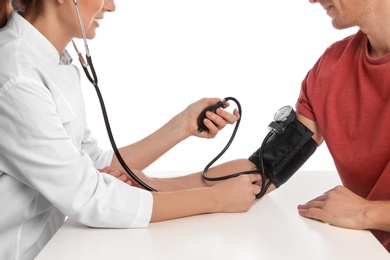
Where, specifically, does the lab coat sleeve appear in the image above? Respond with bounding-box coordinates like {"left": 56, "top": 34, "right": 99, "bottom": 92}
{"left": 0, "top": 77, "right": 153, "bottom": 228}
{"left": 81, "top": 126, "right": 114, "bottom": 170}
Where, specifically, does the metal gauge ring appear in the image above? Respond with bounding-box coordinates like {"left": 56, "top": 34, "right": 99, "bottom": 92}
{"left": 274, "top": 106, "right": 293, "bottom": 122}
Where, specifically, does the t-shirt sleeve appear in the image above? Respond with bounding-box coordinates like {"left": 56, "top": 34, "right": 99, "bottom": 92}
{"left": 295, "top": 69, "right": 316, "bottom": 122}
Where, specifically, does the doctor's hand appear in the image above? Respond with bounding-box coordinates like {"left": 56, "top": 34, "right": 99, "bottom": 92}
{"left": 98, "top": 166, "right": 132, "bottom": 186}
{"left": 297, "top": 185, "right": 371, "bottom": 230}
{"left": 181, "top": 98, "right": 240, "bottom": 139}
{"left": 212, "top": 174, "right": 261, "bottom": 213}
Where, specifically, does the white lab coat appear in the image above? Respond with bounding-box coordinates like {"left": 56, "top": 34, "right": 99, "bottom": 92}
{"left": 0, "top": 12, "right": 153, "bottom": 260}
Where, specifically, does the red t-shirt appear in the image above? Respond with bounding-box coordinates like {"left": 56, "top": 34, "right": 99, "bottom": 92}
{"left": 296, "top": 29, "right": 390, "bottom": 251}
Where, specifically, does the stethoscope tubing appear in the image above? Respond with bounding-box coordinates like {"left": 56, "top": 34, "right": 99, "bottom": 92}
{"left": 72, "top": 0, "right": 156, "bottom": 191}
{"left": 72, "top": 0, "right": 270, "bottom": 197}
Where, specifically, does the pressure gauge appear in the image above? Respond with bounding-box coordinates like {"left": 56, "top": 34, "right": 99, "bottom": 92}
{"left": 268, "top": 105, "right": 296, "bottom": 135}
{"left": 274, "top": 106, "right": 293, "bottom": 122}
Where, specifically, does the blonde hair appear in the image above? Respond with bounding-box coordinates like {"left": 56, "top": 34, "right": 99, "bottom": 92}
{"left": 0, "top": 0, "right": 12, "bottom": 28}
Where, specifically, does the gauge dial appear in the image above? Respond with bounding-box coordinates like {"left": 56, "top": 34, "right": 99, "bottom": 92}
{"left": 274, "top": 106, "right": 293, "bottom": 122}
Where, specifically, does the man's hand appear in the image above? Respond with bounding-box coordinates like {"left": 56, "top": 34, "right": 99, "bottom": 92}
{"left": 297, "top": 185, "right": 370, "bottom": 230}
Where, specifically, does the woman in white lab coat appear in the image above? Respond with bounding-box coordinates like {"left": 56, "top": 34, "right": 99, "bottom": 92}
{"left": 0, "top": 0, "right": 262, "bottom": 259}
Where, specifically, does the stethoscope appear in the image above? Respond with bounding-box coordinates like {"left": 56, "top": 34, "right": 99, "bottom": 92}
{"left": 71, "top": 0, "right": 156, "bottom": 191}
{"left": 71, "top": 0, "right": 272, "bottom": 198}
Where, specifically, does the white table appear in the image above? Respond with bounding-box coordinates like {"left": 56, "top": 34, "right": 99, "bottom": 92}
{"left": 36, "top": 171, "right": 389, "bottom": 259}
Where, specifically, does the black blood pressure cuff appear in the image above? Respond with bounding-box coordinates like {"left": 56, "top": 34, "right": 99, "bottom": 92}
{"left": 249, "top": 119, "right": 318, "bottom": 188}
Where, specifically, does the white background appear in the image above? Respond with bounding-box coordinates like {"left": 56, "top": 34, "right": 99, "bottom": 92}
{"left": 71, "top": 1, "right": 357, "bottom": 174}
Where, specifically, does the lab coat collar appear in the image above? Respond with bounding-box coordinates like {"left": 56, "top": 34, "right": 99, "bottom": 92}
{"left": 7, "top": 11, "right": 72, "bottom": 66}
